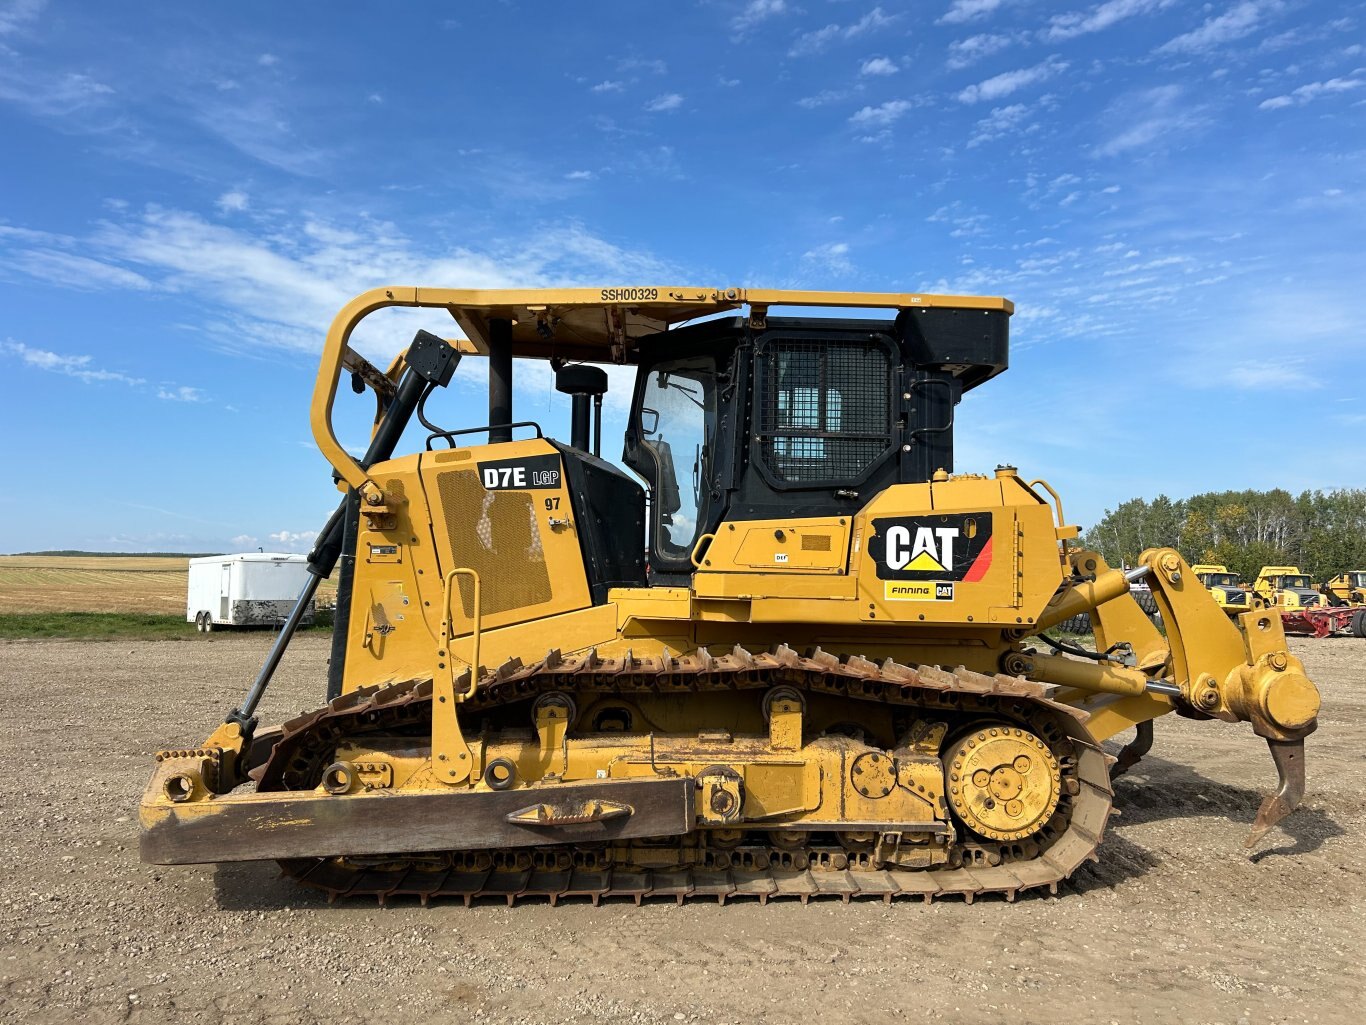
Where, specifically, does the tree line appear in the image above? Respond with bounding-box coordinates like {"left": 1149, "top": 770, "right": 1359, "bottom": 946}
{"left": 1082, "top": 489, "right": 1366, "bottom": 582}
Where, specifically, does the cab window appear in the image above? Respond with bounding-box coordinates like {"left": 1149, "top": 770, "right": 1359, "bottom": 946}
{"left": 633, "top": 357, "right": 715, "bottom": 563}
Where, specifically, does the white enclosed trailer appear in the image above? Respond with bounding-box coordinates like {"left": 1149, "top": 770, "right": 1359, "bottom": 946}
{"left": 186, "top": 554, "right": 316, "bottom": 631}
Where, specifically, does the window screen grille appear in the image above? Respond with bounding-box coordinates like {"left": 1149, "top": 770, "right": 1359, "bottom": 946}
{"left": 755, "top": 338, "right": 893, "bottom": 484}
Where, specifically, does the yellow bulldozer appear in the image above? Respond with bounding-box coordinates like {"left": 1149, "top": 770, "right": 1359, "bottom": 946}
{"left": 141, "top": 287, "right": 1321, "bottom": 905}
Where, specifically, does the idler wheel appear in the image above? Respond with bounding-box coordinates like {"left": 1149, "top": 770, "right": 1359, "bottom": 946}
{"left": 944, "top": 724, "right": 1061, "bottom": 842}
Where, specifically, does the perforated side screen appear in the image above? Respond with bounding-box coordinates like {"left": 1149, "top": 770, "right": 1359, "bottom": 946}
{"left": 755, "top": 338, "right": 894, "bottom": 484}
{"left": 436, "top": 470, "right": 552, "bottom": 617}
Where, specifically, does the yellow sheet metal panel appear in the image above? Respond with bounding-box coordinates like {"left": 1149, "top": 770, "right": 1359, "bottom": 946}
{"left": 338, "top": 440, "right": 613, "bottom": 691}
{"left": 852, "top": 475, "right": 1064, "bottom": 628}
{"left": 690, "top": 572, "right": 860, "bottom": 601}
{"left": 338, "top": 455, "right": 447, "bottom": 689}
{"left": 699, "top": 517, "right": 851, "bottom": 574}
{"left": 421, "top": 438, "right": 592, "bottom": 630}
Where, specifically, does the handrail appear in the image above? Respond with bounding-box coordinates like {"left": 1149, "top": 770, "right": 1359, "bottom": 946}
{"left": 440, "top": 567, "right": 482, "bottom": 699}
{"left": 690, "top": 532, "right": 716, "bottom": 569}
{"left": 425, "top": 421, "right": 544, "bottom": 450}
{"left": 1028, "top": 477, "right": 1067, "bottom": 533}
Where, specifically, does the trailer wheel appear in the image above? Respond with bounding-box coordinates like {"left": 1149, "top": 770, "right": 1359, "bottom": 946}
{"left": 202, "top": 614, "right": 215, "bottom": 633}
{"left": 194, "top": 612, "right": 206, "bottom": 633}
{"left": 1352, "top": 609, "right": 1366, "bottom": 639}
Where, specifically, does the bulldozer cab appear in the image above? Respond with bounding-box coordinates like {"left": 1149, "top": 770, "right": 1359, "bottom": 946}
{"left": 620, "top": 311, "right": 1009, "bottom": 582}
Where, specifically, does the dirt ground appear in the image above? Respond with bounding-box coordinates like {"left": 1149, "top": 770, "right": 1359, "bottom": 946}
{"left": 1, "top": 634, "right": 1362, "bottom": 1025}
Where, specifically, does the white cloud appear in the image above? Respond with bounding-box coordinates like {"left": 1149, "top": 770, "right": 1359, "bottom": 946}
{"left": 1158, "top": 1, "right": 1280, "bottom": 55}
{"left": 257, "top": 53, "right": 279, "bottom": 67}
{"left": 590, "top": 80, "right": 623, "bottom": 93}
{"left": 216, "top": 190, "right": 249, "bottom": 213}
{"left": 367, "top": 93, "right": 383, "bottom": 104}
{"left": 1, "top": 339, "right": 145, "bottom": 386}
{"left": 789, "top": 7, "right": 896, "bottom": 57}
{"left": 1259, "top": 77, "right": 1363, "bottom": 110}
{"left": 644, "top": 93, "right": 683, "bottom": 112}
{"left": 1228, "top": 358, "right": 1318, "bottom": 390}
{"left": 0, "top": 0, "right": 45, "bottom": 35}
{"left": 801, "top": 242, "right": 854, "bottom": 276}
{"left": 230, "top": 534, "right": 259, "bottom": 549}
{"left": 732, "top": 0, "right": 787, "bottom": 32}
{"left": 967, "top": 102, "right": 1030, "bottom": 146}
{"left": 0, "top": 247, "right": 154, "bottom": 290}
{"left": 565, "top": 169, "right": 595, "bottom": 180}
{"left": 0, "top": 204, "right": 679, "bottom": 369}
{"left": 1092, "top": 84, "right": 1206, "bottom": 156}
{"left": 849, "top": 99, "right": 919, "bottom": 126}
{"left": 0, "top": 69, "right": 115, "bottom": 118}
{"left": 157, "top": 385, "right": 206, "bottom": 402}
{"left": 957, "top": 56, "right": 1067, "bottom": 103}
{"left": 617, "top": 56, "right": 667, "bottom": 75}
{"left": 177, "top": 89, "right": 331, "bottom": 177}
{"left": 1044, "top": 0, "right": 1172, "bottom": 42}
{"left": 267, "top": 529, "right": 318, "bottom": 552}
{"left": 938, "top": 0, "right": 1007, "bottom": 26}
{"left": 860, "top": 57, "right": 899, "bottom": 76}
{"left": 927, "top": 204, "right": 990, "bottom": 237}
{"left": 946, "top": 32, "right": 1013, "bottom": 69}
{"left": 797, "top": 87, "right": 859, "bottom": 109}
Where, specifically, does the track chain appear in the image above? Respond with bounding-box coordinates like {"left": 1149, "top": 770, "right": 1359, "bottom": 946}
{"left": 257, "top": 644, "right": 1114, "bottom": 905}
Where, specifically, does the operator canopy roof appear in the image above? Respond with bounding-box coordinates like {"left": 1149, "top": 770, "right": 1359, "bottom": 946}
{"left": 431, "top": 286, "right": 1013, "bottom": 364}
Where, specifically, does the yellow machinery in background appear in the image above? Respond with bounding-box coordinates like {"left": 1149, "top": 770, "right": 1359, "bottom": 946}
{"left": 141, "top": 287, "right": 1320, "bottom": 904}
{"left": 1192, "top": 564, "right": 1257, "bottom": 615}
{"left": 1252, "top": 566, "right": 1325, "bottom": 610}
{"left": 1323, "top": 571, "right": 1366, "bottom": 607}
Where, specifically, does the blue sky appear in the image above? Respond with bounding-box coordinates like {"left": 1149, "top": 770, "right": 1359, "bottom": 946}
{"left": 1, "top": 0, "right": 1362, "bottom": 554}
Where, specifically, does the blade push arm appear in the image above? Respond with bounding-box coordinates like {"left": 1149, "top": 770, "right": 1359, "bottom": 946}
{"left": 1033, "top": 548, "right": 1320, "bottom": 848}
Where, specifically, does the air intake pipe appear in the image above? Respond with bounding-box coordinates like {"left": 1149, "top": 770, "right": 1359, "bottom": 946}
{"left": 555, "top": 364, "right": 609, "bottom": 455}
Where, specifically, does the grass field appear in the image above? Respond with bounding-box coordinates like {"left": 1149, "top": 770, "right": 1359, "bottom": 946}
{"left": 0, "top": 611, "right": 193, "bottom": 639}
{"left": 0, "top": 554, "right": 337, "bottom": 618}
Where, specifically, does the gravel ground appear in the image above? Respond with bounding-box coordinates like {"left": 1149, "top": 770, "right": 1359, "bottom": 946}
{"left": 2, "top": 633, "right": 1362, "bottom": 1025}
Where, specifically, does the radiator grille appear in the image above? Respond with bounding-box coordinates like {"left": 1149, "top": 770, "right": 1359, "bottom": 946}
{"left": 801, "top": 534, "right": 832, "bottom": 552}
{"left": 756, "top": 339, "right": 893, "bottom": 484}
{"left": 436, "top": 470, "right": 552, "bottom": 618}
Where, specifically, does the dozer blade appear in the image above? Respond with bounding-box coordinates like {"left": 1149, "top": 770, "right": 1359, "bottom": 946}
{"left": 141, "top": 776, "right": 695, "bottom": 865}
{"left": 1246, "top": 738, "right": 1306, "bottom": 849}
